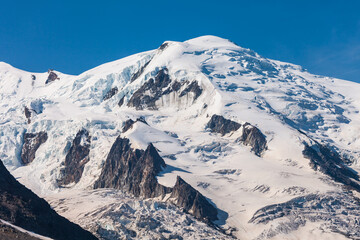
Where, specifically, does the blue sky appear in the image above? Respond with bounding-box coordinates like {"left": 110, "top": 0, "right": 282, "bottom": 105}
{"left": 1, "top": 0, "right": 360, "bottom": 82}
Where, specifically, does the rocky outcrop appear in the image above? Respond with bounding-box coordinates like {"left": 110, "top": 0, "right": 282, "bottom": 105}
{"left": 236, "top": 123, "right": 267, "bottom": 156}
{"left": 118, "top": 96, "right": 125, "bottom": 107}
{"left": 122, "top": 119, "right": 135, "bottom": 133}
{"left": 207, "top": 115, "right": 267, "bottom": 156}
{"left": 207, "top": 114, "right": 241, "bottom": 136}
{"left": 303, "top": 140, "right": 360, "bottom": 192}
{"left": 0, "top": 160, "right": 97, "bottom": 240}
{"left": 24, "top": 106, "right": 32, "bottom": 124}
{"left": 179, "top": 81, "right": 202, "bottom": 100}
{"left": 45, "top": 70, "right": 59, "bottom": 84}
{"left": 158, "top": 42, "right": 169, "bottom": 51}
{"left": 130, "top": 58, "right": 153, "bottom": 83}
{"left": 94, "top": 136, "right": 219, "bottom": 222}
{"left": 169, "top": 176, "right": 218, "bottom": 223}
{"left": 128, "top": 68, "right": 172, "bottom": 110}
{"left": 103, "top": 87, "right": 118, "bottom": 101}
{"left": 94, "top": 137, "right": 170, "bottom": 198}
{"left": 128, "top": 68, "right": 203, "bottom": 110}
{"left": 58, "top": 129, "right": 91, "bottom": 185}
{"left": 21, "top": 131, "right": 48, "bottom": 165}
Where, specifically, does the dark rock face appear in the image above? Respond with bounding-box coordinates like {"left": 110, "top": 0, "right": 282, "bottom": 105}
{"left": 236, "top": 123, "right": 267, "bottom": 156}
{"left": 0, "top": 223, "right": 42, "bottom": 240}
{"left": 24, "top": 106, "right": 32, "bottom": 124}
{"left": 128, "top": 68, "right": 203, "bottom": 110}
{"left": 207, "top": 114, "right": 241, "bottom": 136}
{"left": 45, "top": 70, "right": 59, "bottom": 84}
{"left": 94, "top": 136, "right": 219, "bottom": 223}
{"left": 130, "top": 58, "right": 153, "bottom": 83}
{"left": 207, "top": 115, "right": 267, "bottom": 156}
{"left": 128, "top": 68, "right": 172, "bottom": 110}
{"left": 0, "top": 160, "right": 97, "bottom": 240}
{"left": 103, "top": 87, "right": 118, "bottom": 101}
{"left": 118, "top": 96, "right": 125, "bottom": 107}
{"left": 122, "top": 119, "right": 135, "bottom": 133}
{"left": 94, "top": 137, "right": 170, "bottom": 198}
{"left": 179, "top": 81, "right": 202, "bottom": 100}
{"left": 21, "top": 131, "right": 48, "bottom": 165}
{"left": 303, "top": 141, "right": 360, "bottom": 192}
{"left": 122, "top": 118, "right": 149, "bottom": 133}
{"left": 58, "top": 129, "right": 91, "bottom": 185}
{"left": 158, "top": 42, "right": 169, "bottom": 51}
{"left": 170, "top": 176, "right": 218, "bottom": 223}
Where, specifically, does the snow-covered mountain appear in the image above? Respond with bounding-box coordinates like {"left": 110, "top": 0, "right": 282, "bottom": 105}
{"left": 1, "top": 35, "right": 360, "bottom": 240}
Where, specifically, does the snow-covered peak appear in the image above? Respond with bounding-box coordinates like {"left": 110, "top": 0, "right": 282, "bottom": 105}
{"left": 2, "top": 35, "right": 360, "bottom": 239}
{"left": 185, "top": 35, "right": 239, "bottom": 48}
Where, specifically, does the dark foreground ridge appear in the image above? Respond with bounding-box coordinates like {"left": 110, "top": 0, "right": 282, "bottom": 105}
{"left": 94, "top": 136, "right": 219, "bottom": 222}
{"left": 0, "top": 160, "right": 98, "bottom": 240}
{"left": 207, "top": 114, "right": 267, "bottom": 156}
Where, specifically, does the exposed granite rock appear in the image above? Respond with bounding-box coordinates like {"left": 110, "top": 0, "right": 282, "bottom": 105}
{"left": 21, "top": 131, "right": 48, "bottom": 165}
{"left": 58, "top": 129, "right": 91, "bottom": 185}
{"left": 207, "top": 115, "right": 267, "bottom": 156}
{"left": 118, "top": 96, "right": 125, "bottom": 107}
{"left": 94, "top": 137, "right": 170, "bottom": 198}
{"left": 45, "top": 70, "right": 59, "bottom": 84}
{"left": 179, "top": 81, "right": 202, "bottom": 100}
{"left": 130, "top": 58, "right": 153, "bottom": 83}
{"left": 158, "top": 42, "right": 169, "bottom": 51}
{"left": 103, "top": 87, "right": 118, "bottom": 101}
{"left": 94, "top": 136, "right": 220, "bottom": 223}
{"left": 169, "top": 176, "right": 218, "bottom": 223}
{"left": 24, "top": 106, "right": 32, "bottom": 124}
{"left": 122, "top": 117, "right": 149, "bottom": 133}
{"left": 0, "top": 160, "right": 97, "bottom": 240}
{"left": 303, "top": 140, "right": 360, "bottom": 192}
{"left": 122, "top": 119, "right": 136, "bottom": 133}
{"left": 128, "top": 68, "right": 203, "bottom": 110}
{"left": 207, "top": 114, "right": 241, "bottom": 136}
{"left": 236, "top": 123, "right": 267, "bottom": 156}
{"left": 128, "top": 68, "right": 172, "bottom": 110}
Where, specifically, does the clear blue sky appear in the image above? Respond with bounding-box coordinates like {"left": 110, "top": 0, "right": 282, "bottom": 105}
{"left": 1, "top": 0, "right": 360, "bottom": 82}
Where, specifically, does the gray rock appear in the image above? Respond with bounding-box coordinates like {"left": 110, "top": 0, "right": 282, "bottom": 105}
{"left": 58, "top": 129, "right": 91, "bottom": 185}
{"left": 236, "top": 123, "right": 267, "bottom": 156}
{"left": 45, "top": 70, "right": 59, "bottom": 84}
{"left": 21, "top": 131, "right": 48, "bottom": 165}
{"left": 103, "top": 87, "right": 118, "bottom": 101}
{"left": 302, "top": 139, "right": 360, "bottom": 192}
{"left": 169, "top": 176, "right": 218, "bottom": 223}
{"left": 207, "top": 114, "right": 241, "bottom": 136}
{"left": 94, "top": 137, "right": 170, "bottom": 198}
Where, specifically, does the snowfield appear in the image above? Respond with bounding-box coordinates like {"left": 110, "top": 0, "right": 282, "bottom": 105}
{"left": 1, "top": 35, "right": 360, "bottom": 239}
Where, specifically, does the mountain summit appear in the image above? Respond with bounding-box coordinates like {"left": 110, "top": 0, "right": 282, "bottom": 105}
{"left": 1, "top": 36, "right": 360, "bottom": 239}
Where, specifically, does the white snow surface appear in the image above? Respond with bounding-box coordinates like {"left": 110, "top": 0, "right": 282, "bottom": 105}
{"left": 1, "top": 35, "right": 360, "bottom": 239}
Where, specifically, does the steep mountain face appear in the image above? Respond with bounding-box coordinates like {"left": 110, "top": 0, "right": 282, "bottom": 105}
{"left": 0, "top": 160, "right": 97, "bottom": 240}
{"left": 1, "top": 35, "right": 360, "bottom": 239}
{"left": 94, "top": 137, "right": 170, "bottom": 198}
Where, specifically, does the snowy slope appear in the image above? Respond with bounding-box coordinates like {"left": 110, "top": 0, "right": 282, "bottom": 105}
{"left": 1, "top": 36, "right": 360, "bottom": 239}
